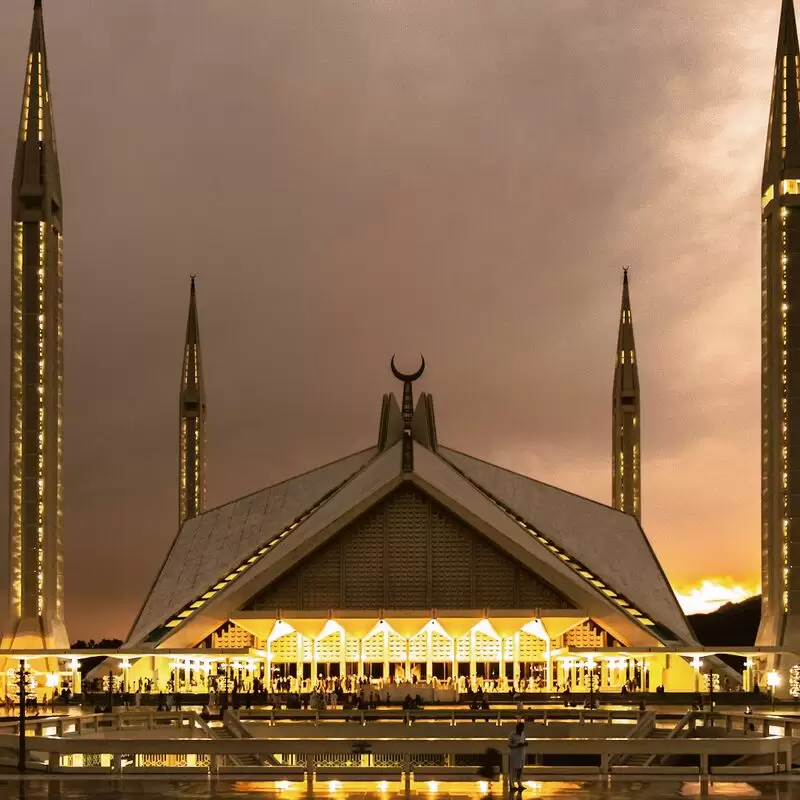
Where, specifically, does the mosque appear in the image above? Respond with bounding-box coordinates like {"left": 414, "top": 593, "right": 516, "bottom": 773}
{"left": 3, "top": 0, "right": 800, "bottom": 700}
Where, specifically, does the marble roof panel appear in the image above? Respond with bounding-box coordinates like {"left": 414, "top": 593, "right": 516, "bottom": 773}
{"left": 438, "top": 446, "right": 695, "bottom": 643}
{"left": 127, "top": 447, "right": 379, "bottom": 644}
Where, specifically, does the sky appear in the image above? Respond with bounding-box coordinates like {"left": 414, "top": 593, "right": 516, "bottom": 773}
{"left": 0, "top": 0, "right": 778, "bottom": 639}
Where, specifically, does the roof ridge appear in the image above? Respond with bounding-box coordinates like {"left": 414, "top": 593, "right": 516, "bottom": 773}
{"left": 124, "top": 445, "right": 379, "bottom": 641}
{"left": 189, "top": 445, "right": 379, "bottom": 519}
{"left": 438, "top": 446, "right": 694, "bottom": 643}
{"left": 439, "top": 445, "right": 624, "bottom": 516}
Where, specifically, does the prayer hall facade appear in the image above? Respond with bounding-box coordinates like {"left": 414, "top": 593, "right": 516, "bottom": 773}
{"left": 115, "top": 364, "right": 705, "bottom": 698}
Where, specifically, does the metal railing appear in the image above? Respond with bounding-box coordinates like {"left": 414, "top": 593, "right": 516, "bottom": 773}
{"left": 247, "top": 706, "right": 647, "bottom": 726}
{"left": 0, "top": 712, "right": 793, "bottom": 783}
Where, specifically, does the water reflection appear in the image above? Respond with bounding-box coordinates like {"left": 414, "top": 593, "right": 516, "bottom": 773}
{"left": 0, "top": 780, "right": 795, "bottom": 800}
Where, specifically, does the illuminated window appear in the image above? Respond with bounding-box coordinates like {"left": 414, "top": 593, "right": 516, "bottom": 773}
{"left": 763, "top": 185, "right": 775, "bottom": 208}
{"left": 781, "top": 179, "right": 800, "bottom": 195}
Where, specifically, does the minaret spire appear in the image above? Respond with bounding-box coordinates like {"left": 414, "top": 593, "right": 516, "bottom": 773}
{"left": 179, "top": 276, "right": 206, "bottom": 525}
{"left": 4, "top": 0, "right": 68, "bottom": 652}
{"left": 757, "top": 0, "right": 800, "bottom": 677}
{"left": 764, "top": 0, "right": 800, "bottom": 191}
{"left": 611, "top": 269, "right": 641, "bottom": 522}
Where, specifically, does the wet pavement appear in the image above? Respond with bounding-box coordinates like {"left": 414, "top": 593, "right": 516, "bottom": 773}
{"left": 0, "top": 778, "right": 797, "bottom": 800}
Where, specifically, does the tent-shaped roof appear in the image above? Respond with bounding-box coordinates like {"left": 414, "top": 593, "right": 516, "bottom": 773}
{"left": 438, "top": 447, "right": 693, "bottom": 643}
{"left": 126, "top": 429, "right": 695, "bottom": 650}
{"left": 127, "top": 447, "right": 378, "bottom": 644}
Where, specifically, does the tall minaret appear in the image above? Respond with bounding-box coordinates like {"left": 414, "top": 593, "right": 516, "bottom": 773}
{"left": 179, "top": 277, "right": 206, "bottom": 526}
{"left": 4, "top": 0, "right": 68, "bottom": 650}
{"left": 611, "top": 269, "right": 641, "bottom": 522}
{"left": 757, "top": 0, "right": 800, "bottom": 661}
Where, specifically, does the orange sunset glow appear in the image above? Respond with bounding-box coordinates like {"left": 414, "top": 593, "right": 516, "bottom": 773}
{"left": 674, "top": 579, "right": 760, "bottom": 616}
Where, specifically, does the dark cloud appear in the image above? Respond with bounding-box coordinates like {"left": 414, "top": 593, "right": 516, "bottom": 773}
{"left": 0, "top": 0, "right": 774, "bottom": 637}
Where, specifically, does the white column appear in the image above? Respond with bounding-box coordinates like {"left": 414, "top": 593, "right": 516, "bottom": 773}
{"left": 340, "top": 629, "right": 347, "bottom": 679}
{"left": 470, "top": 629, "right": 477, "bottom": 688}
{"left": 426, "top": 628, "right": 433, "bottom": 681}
{"left": 311, "top": 637, "right": 318, "bottom": 687}
{"left": 296, "top": 633, "right": 303, "bottom": 688}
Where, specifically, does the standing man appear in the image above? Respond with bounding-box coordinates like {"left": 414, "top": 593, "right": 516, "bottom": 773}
{"left": 507, "top": 721, "right": 527, "bottom": 793}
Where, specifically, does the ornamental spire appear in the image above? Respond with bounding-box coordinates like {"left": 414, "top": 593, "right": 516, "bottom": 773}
{"left": 612, "top": 269, "right": 641, "bottom": 521}
{"left": 390, "top": 355, "right": 425, "bottom": 472}
{"left": 764, "top": 0, "right": 800, "bottom": 190}
{"left": 179, "top": 276, "right": 206, "bottom": 525}
{"left": 4, "top": 0, "right": 69, "bottom": 653}
{"left": 13, "top": 0, "right": 62, "bottom": 220}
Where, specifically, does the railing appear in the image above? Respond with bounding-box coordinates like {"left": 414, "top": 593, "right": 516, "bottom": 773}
{"left": 607, "top": 711, "right": 655, "bottom": 767}
{"left": 0, "top": 710, "right": 206, "bottom": 738}
{"left": 0, "top": 708, "right": 796, "bottom": 784}
{"left": 248, "top": 706, "right": 647, "bottom": 727}
{"left": 0, "top": 723, "right": 793, "bottom": 783}
{"left": 222, "top": 710, "right": 251, "bottom": 739}
{"left": 666, "top": 709, "right": 694, "bottom": 739}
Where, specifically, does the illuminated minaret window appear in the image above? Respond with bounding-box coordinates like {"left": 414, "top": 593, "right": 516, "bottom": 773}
{"left": 3, "top": 0, "right": 68, "bottom": 651}
{"left": 179, "top": 276, "right": 206, "bottom": 526}
{"left": 758, "top": 0, "right": 800, "bottom": 657}
{"left": 611, "top": 269, "right": 641, "bottom": 522}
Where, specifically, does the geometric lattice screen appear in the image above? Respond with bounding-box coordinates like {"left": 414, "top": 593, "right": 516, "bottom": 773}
{"left": 246, "top": 486, "right": 575, "bottom": 611}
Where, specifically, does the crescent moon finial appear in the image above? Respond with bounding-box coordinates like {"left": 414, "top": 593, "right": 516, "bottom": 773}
{"left": 390, "top": 354, "right": 425, "bottom": 382}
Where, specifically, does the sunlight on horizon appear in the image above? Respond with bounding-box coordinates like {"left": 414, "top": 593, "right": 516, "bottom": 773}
{"left": 674, "top": 578, "right": 760, "bottom": 616}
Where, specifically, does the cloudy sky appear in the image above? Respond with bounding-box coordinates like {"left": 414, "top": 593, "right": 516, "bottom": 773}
{"left": 0, "top": 0, "right": 777, "bottom": 639}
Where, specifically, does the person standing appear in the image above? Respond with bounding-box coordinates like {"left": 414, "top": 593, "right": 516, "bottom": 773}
{"left": 507, "top": 721, "right": 527, "bottom": 793}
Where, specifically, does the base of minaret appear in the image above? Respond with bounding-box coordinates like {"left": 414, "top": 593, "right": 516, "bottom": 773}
{"left": 756, "top": 611, "right": 800, "bottom": 698}
{"left": 0, "top": 615, "right": 69, "bottom": 651}
{"left": 0, "top": 617, "right": 69, "bottom": 702}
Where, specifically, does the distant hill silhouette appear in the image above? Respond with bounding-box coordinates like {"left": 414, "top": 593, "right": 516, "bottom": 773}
{"left": 687, "top": 595, "right": 760, "bottom": 671}
{"left": 687, "top": 595, "right": 760, "bottom": 646}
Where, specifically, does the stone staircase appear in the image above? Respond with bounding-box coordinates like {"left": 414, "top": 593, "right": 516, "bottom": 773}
{"left": 624, "top": 725, "right": 671, "bottom": 767}
{"left": 210, "top": 721, "right": 262, "bottom": 767}
{"left": 614, "top": 710, "right": 693, "bottom": 768}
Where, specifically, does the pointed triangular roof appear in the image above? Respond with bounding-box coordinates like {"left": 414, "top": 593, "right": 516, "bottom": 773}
{"left": 614, "top": 270, "right": 639, "bottom": 397}
{"left": 181, "top": 276, "right": 204, "bottom": 396}
{"left": 13, "top": 0, "right": 62, "bottom": 210}
{"left": 764, "top": 0, "right": 800, "bottom": 188}
{"left": 438, "top": 447, "right": 694, "bottom": 644}
{"left": 126, "top": 446, "right": 380, "bottom": 644}
{"left": 129, "top": 434, "right": 697, "bottom": 651}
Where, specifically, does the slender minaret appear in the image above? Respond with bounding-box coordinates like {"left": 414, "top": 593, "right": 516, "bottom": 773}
{"left": 179, "top": 276, "right": 206, "bottom": 526}
{"left": 611, "top": 269, "right": 641, "bottom": 522}
{"left": 3, "top": 0, "right": 68, "bottom": 650}
{"left": 757, "top": 0, "right": 800, "bottom": 661}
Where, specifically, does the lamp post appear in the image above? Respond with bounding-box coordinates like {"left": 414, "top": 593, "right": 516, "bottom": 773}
{"left": 17, "top": 660, "right": 26, "bottom": 773}
{"left": 767, "top": 670, "right": 780, "bottom": 711}
{"left": 691, "top": 656, "right": 702, "bottom": 698}
{"left": 707, "top": 670, "right": 715, "bottom": 714}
